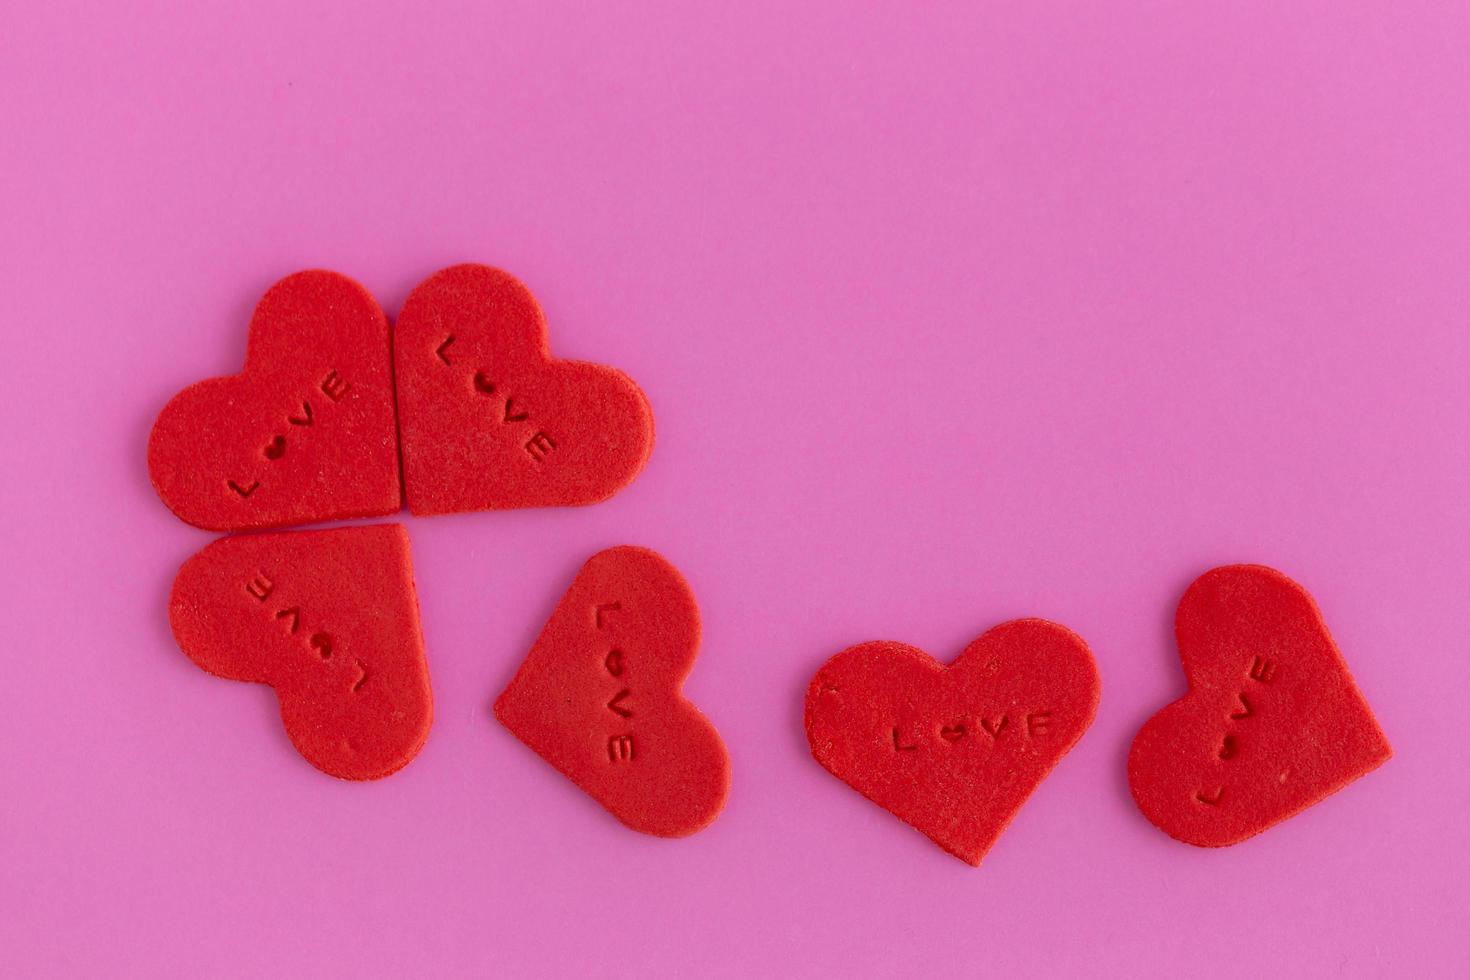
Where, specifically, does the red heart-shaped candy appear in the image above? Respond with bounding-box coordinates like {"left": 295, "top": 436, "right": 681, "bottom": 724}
{"left": 805, "top": 620, "right": 1100, "bottom": 866}
{"left": 169, "top": 524, "right": 433, "bottom": 781}
{"left": 494, "top": 546, "right": 729, "bottom": 836}
{"left": 393, "top": 265, "right": 654, "bottom": 515}
{"left": 1128, "top": 564, "right": 1391, "bottom": 846}
{"left": 147, "top": 270, "right": 402, "bottom": 531}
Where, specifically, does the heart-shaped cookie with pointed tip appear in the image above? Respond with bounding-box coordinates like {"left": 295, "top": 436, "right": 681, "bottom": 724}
{"left": 169, "top": 524, "right": 433, "bottom": 781}
{"left": 494, "top": 546, "right": 728, "bottom": 836}
{"left": 1128, "top": 564, "right": 1391, "bottom": 847}
{"left": 147, "top": 270, "right": 402, "bottom": 531}
{"left": 394, "top": 264, "right": 654, "bottom": 516}
{"left": 805, "top": 619, "right": 1100, "bottom": 865}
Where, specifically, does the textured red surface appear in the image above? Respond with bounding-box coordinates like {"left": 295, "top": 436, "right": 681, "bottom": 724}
{"left": 169, "top": 524, "right": 433, "bottom": 781}
{"left": 147, "top": 270, "right": 401, "bottom": 531}
{"left": 805, "top": 620, "right": 1100, "bottom": 866}
{"left": 494, "top": 546, "right": 728, "bottom": 837}
{"left": 394, "top": 264, "right": 654, "bottom": 515}
{"left": 1128, "top": 565, "right": 1391, "bottom": 847}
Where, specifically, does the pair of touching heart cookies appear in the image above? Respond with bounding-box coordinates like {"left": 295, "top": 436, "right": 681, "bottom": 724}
{"left": 806, "top": 565, "right": 1389, "bottom": 865}
{"left": 148, "top": 265, "right": 653, "bottom": 530}
{"left": 154, "top": 266, "right": 728, "bottom": 836}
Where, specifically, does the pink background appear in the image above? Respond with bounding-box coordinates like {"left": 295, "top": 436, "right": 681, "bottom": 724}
{"left": 3, "top": 2, "right": 1467, "bottom": 977}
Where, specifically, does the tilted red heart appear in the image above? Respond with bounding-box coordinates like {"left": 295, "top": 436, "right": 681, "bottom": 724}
{"left": 169, "top": 524, "right": 433, "bottom": 781}
{"left": 393, "top": 264, "right": 654, "bottom": 516}
{"left": 494, "top": 546, "right": 729, "bottom": 837}
{"left": 805, "top": 620, "right": 1100, "bottom": 866}
{"left": 147, "top": 270, "right": 402, "bottom": 531}
{"left": 1128, "top": 565, "right": 1391, "bottom": 847}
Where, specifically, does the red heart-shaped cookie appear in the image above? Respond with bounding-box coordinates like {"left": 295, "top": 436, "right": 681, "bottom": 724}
{"left": 393, "top": 265, "right": 654, "bottom": 515}
{"left": 805, "top": 620, "right": 1100, "bottom": 866}
{"left": 1128, "top": 565, "right": 1391, "bottom": 847}
{"left": 169, "top": 524, "right": 433, "bottom": 781}
{"left": 147, "top": 270, "right": 402, "bottom": 531}
{"left": 494, "top": 546, "right": 728, "bottom": 837}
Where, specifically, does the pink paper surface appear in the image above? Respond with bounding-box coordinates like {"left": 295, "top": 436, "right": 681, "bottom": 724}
{"left": 3, "top": 3, "right": 1466, "bottom": 977}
